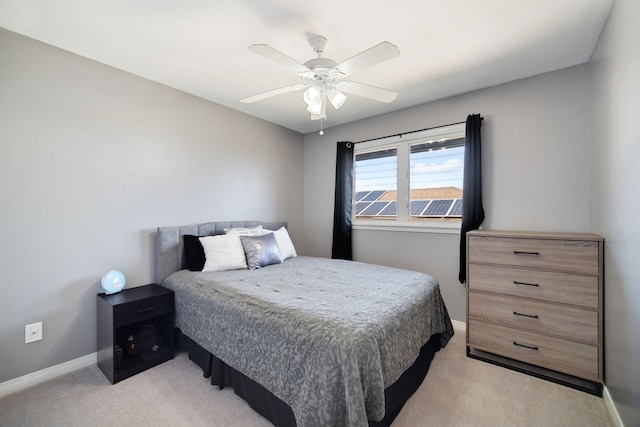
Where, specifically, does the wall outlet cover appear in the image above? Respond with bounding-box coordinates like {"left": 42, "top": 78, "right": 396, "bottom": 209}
{"left": 25, "top": 322, "right": 43, "bottom": 343}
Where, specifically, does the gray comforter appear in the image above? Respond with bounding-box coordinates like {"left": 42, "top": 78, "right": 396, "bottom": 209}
{"left": 163, "top": 256, "right": 453, "bottom": 427}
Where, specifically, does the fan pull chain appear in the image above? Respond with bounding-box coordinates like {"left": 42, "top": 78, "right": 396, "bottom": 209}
{"left": 319, "top": 117, "right": 324, "bottom": 135}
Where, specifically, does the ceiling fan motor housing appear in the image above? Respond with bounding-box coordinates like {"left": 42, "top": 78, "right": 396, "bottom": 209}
{"left": 302, "top": 58, "right": 345, "bottom": 90}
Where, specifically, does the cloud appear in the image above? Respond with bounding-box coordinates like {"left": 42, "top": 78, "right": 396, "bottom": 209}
{"left": 413, "top": 158, "right": 462, "bottom": 174}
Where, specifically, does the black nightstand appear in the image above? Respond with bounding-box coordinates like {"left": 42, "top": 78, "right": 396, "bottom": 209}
{"left": 97, "top": 284, "right": 174, "bottom": 384}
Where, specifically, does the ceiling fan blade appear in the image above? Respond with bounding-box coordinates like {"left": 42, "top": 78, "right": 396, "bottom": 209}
{"left": 248, "top": 44, "right": 312, "bottom": 75}
{"left": 334, "top": 41, "right": 400, "bottom": 77}
{"left": 338, "top": 81, "right": 398, "bottom": 103}
{"left": 241, "top": 84, "right": 305, "bottom": 104}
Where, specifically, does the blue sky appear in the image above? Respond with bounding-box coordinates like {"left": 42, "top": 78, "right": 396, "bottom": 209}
{"left": 355, "top": 146, "right": 464, "bottom": 192}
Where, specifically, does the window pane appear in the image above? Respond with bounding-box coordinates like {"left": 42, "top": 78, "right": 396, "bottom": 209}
{"left": 410, "top": 138, "right": 464, "bottom": 220}
{"left": 355, "top": 149, "right": 397, "bottom": 219}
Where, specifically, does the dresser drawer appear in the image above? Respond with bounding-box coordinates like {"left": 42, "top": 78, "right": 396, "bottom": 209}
{"left": 113, "top": 293, "right": 173, "bottom": 327}
{"left": 468, "top": 236, "right": 599, "bottom": 275}
{"left": 468, "top": 320, "right": 599, "bottom": 381}
{"left": 468, "top": 292, "right": 598, "bottom": 344}
{"left": 468, "top": 263, "right": 599, "bottom": 309}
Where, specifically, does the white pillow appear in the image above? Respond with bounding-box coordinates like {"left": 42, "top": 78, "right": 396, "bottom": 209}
{"left": 199, "top": 235, "right": 248, "bottom": 271}
{"left": 273, "top": 227, "right": 297, "bottom": 260}
{"left": 223, "top": 225, "right": 266, "bottom": 236}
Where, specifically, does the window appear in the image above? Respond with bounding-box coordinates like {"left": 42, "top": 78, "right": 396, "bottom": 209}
{"left": 355, "top": 148, "right": 397, "bottom": 220}
{"left": 354, "top": 123, "right": 465, "bottom": 230}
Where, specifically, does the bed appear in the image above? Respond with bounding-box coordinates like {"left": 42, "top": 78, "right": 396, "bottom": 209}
{"left": 156, "top": 221, "right": 453, "bottom": 427}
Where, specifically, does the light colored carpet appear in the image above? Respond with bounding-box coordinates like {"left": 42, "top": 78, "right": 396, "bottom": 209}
{"left": 393, "top": 331, "right": 612, "bottom": 427}
{"left": 0, "top": 330, "right": 612, "bottom": 427}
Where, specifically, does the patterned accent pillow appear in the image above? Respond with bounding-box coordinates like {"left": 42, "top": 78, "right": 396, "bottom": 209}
{"left": 240, "top": 233, "right": 283, "bottom": 270}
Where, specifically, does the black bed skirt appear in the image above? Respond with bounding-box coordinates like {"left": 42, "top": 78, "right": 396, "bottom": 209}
{"left": 175, "top": 328, "right": 442, "bottom": 427}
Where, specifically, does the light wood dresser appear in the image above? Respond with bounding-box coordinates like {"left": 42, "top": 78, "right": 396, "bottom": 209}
{"left": 466, "top": 230, "right": 604, "bottom": 395}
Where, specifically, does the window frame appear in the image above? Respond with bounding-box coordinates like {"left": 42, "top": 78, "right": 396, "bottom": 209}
{"left": 353, "top": 123, "right": 466, "bottom": 234}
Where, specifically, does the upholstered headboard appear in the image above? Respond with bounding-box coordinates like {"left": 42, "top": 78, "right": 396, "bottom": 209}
{"left": 155, "top": 220, "right": 287, "bottom": 284}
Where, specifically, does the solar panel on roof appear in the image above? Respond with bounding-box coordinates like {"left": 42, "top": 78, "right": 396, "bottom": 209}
{"left": 360, "top": 201, "right": 388, "bottom": 216}
{"left": 410, "top": 200, "right": 430, "bottom": 216}
{"left": 360, "top": 190, "right": 386, "bottom": 202}
{"left": 450, "top": 199, "right": 463, "bottom": 216}
{"left": 356, "top": 191, "right": 378, "bottom": 202}
{"left": 355, "top": 191, "right": 371, "bottom": 202}
{"left": 378, "top": 201, "right": 397, "bottom": 216}
{"left": 424, "top": 199, "right": 454, "bottom": 216}
{"left": 358, "top": 196, "right": 463, "bottom": 219}
{"left": 356, "top": 202, "right": 372, "bottom": 215}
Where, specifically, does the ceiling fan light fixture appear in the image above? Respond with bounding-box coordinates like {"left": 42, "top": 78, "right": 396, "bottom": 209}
{"left": 306, "top": 102, "right": 323, "bottom": 115}
{"left": 327, "top": 88, "right": 347, "bottom": 109}
{"left": 309, "top": 97, "right": 326, "bottom": 120}
{"left": 303, "top": 86, "right": 322, "bottom": 105}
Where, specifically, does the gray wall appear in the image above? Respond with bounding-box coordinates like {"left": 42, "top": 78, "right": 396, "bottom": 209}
{"left": 304, "top": 65, "right": 591, "bottom": 322}
{"left": 589, "top": 0, "right": 640, "bottom": 425}
{"left": 0, "top": 28, "right": 304, "bottom": 384}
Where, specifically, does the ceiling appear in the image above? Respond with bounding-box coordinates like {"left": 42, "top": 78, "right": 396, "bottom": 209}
{"left": 0, "top": 0, "right": 613, "bottom": 134}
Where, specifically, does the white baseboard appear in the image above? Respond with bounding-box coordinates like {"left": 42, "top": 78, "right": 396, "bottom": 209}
{"left": 451, "top": 319, "right": 466, "bottom": 332}
{"left": 0, "top": 352, "right": 97, "bottom": 398}
{"left": 603, "top": 386, "right": 625, "bottom": 427}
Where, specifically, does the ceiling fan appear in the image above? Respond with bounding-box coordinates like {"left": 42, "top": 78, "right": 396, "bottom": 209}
{"left": 241, "top": 36, "right": 400, "bottom": 124}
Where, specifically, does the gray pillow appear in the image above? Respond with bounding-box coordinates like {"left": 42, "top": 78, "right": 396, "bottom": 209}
{"left": 240, "top": 233, "right": 283, "bottom": 270}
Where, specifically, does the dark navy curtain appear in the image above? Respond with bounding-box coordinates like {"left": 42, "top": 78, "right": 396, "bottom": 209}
{"left": 459, "top": 114, "right": 484, "bottom": 283}
{"left": 331, "top": 141, "right": 354, "bottom": 260}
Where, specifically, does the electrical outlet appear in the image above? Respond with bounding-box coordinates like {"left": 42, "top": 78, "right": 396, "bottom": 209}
{"left": 25, "top": 322, "right": 43, "bottom": 344}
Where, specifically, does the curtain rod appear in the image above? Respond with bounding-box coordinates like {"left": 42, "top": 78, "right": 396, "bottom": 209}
{"left": 353, "top": 117, "right": 482, "bottom": 144}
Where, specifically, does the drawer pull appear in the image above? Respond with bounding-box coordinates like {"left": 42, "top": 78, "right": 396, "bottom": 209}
{"left": 513, "top": 311, "right": 539, "bottom": 319}
{"left": 513, "top": 341, "right": 539, "bottom": 351}
{"left": 136, "top": 306, "right": 156, "bottom": 315}
{"left": 513, "top": 280, "right": 539, "bottom": 287}
{"left": 513, "top": 250, "right": 540, "bottom": 256}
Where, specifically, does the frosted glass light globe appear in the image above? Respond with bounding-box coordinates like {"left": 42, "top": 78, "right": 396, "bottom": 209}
{"left": 101, "top": 270, "right": 126, "bottom": 294}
